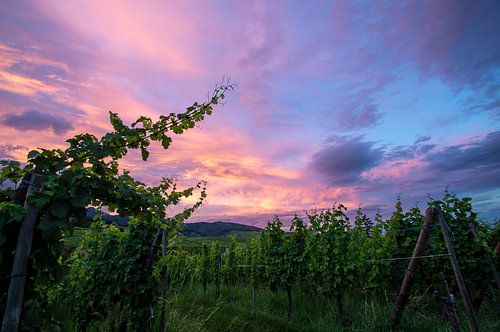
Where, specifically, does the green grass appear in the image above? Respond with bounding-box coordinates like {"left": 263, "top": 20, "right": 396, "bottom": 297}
{"left": 59, "top": 281, "right": 500, "bottom": 331}
{"left": 62, "top": 227, "right": 257, "bottom": 251}
{"left": 153, "top": 283, "right": 499, "bottom": 332}
{"left": 178, "top": 232, "right": 257, "bottom": 250}
{"left": 61, "top": 227, "right": 89, "bottom": 248}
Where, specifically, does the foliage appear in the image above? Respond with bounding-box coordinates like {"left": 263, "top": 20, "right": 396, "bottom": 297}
{"left": 261, "top": 216, "right": 285, "bottom": 293}
{"left": 429, "top": 190, "right": 496, "bottom": 288}
{"left": 0, "top": 82, "right": 233, "bottom": 328}
{"left": 221, "top": 235, "right": 237, "bottom": 288}
{"left": 200, "top": 242, "right": 211, "bottom": 296}
{"left": 247, "top": 234, "right": 265, "bottom": 290}
{"left": 63, "top": 220, "right": 154, "bottom": 329}
{"left": 286, "top": 215, "right": 308, "bottom": 290}
{"left": 159, "top": 192, "right": 499, "bottom": 328}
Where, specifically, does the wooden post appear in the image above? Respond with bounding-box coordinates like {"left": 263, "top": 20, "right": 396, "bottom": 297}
{"left": 145, "top": 228, "right": 162, "bottom": 270}
{"left": 286, "top": 286, "right": 292, "bottom": 321}
{"left": 469, "top": 221, "right": 500, "bottom": 291}
{"left": 390, "top": 207, "right": 435, "bottom": 328}
{"left": 13, "top": 173, "right": 31, "bottom": 204}
{"left": 159, "top": 228, "right": 167, "bottom": 332}
{"left": 252, "top": 286, "right": 256, "bottom": 311}
{"left": 472, "top": 281, "right": 487, "bottom": 313}
{"left": 215, "top": 253, "right": 221, "bottom": 300}
{"left": 232, "top": 269, "right": 236, "bottom": 303}
{"left": 441, "top": 276, "right": 458, "bottom": 319}
{"left": 2, "top": 173, "right": 43, "bottom": 332}
{"left": 437, "top": 208, "right": 478, "bottom": 332}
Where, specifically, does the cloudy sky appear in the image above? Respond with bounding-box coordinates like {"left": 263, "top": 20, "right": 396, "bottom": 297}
{"left": 1, "top": 1, "right": 499, "bottom": 225}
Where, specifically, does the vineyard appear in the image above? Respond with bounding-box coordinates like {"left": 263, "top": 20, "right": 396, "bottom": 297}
{"left": 0, "top": 84, "right": 499, "bottom": 331}
{"left": 147, "top": 199, "right": 500, "bottom": 331}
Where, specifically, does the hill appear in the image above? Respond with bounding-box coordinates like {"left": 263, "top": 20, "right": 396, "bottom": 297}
{"left": 84, "top": 207, "right": 129, "bottom": 227}
{"left": 82, "top": 208, "right": 261, "bottom": 236}
{"left": 181, "top": 221, "right": 261, "bottom": 237}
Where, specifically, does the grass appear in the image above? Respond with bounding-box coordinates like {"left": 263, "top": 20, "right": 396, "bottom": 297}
{"left": 178, "top": 232, "right": 257, "bottom": 250}
{"left": 62, "top": 227, "right": 257, "bottom": 251}
{"left": 62, "top": 227, "right": 89, "bottom": 248}
{"left": 152, "top": 283, "right": 499, "bottom": 332}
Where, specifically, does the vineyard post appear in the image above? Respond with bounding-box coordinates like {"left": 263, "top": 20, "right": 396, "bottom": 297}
{"left": 252, "top": 286, "right": 256, "bottom": 311}
{"left": 437, "top": 208, "right": 478, "bottom": 332}
{"left": 390, "top": 207, "right": 434, "bottom": 328}
{"left": 146, "top": 228, "right": 163, "bottom": 269}
{"left": 472, "top": 282, "right": 488, "bottom": 313}
{"left": 13, "top": 173, "right": 31, "bottom": 204}
{"left": 2, "top": 173, "right": 43, "bottom": 332}
{"left": 469, "top": 221, "right": 500, "bottom": 291}
{"left": 159, "top": 228, "right": 167, "bottom": 332}
{"left": 441, "top": 277, "right": 458, "bottom": 319}
{"left": 216, "top": 251, "right": 221, "bottom": 300}
{"left": 232, "top": 268, "right": 236, "bottom": 303}
{"left": 286, "top": 286, "right": 292, "bottom": 321}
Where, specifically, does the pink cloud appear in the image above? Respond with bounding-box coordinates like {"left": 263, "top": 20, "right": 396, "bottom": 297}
{"left": 1, "top": 0, "right": 499, "bottom": 223}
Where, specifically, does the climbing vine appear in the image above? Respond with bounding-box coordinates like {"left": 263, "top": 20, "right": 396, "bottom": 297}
{"left": 0, "top": 82, "right": 233, "bottom": 329}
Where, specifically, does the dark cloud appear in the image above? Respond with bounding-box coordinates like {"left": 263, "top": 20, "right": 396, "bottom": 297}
{"left": 379, "top": 132, "right": 500, "bottom": 193}
{"left": 423, "top": 131, "right": 500, "bottom": 190}
{"left": 415, "top": 136, "right": 431, "bottom": 145}
{"left": 309, "top": 132, "right": 500, "bottom": 220}
{"left": 411, "top": 1, "right": 500, "bottom": 91}
{"left": 0, "top": 144, "right": 25, "bottom": 160}
{"left": 1, "top": 109, "right": 73, "bottom": 134}
{"left": 336, "top": 102, "right": 383, "bottom": 130}
{"left": 386, "top": 136, "right": 436, "bottom": 161}
{"left": 426, "top": 132, "right": 500, "bottom": 172}
{"left": 468, "top": 99, "right": 500, "bottom": 116}
{"left": 310, "top": 136, "right": 383, "bottom": 186}
{"left": 308, "top": 0, "right": 500, "bottom": 126}
{"left": 383, "top": 132, "right": 500, "bottom": 220}
{"left": 341, "top": 1, "right": 500, "bottom": 92}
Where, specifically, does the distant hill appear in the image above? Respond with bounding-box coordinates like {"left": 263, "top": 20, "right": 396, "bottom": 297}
{"left": 181, "top": 221, "right": 261, "bottom": 237}
{"left": 82, "top": 208, "right": 261, "bottom": 236}
{"left": 84, "top": 207, "right": 129, "bottom": 227}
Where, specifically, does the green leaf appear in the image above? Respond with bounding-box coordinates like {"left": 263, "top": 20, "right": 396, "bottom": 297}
{"left": 70, "top": 191, "right": 90, "bottom": 207}
{"left": 28, "top": 150, "right": 40, "bottom": 159}
{"left": 161, "top": 136, "right": 172, "bottom": 149}
{"left": 51, "top": 200, "right": 70, "bottom": 219}
{"left": 141, "top": 147, "right": 149, "bottom": 161}
{"left": 172, "top": 125, "right": 183, "bottom": 134}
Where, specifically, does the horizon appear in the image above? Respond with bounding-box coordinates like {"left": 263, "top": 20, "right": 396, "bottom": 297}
{"left": 1, "top": 1, "right": 499, "bottom": 226}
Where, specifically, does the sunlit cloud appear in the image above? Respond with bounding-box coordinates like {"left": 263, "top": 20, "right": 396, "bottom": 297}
{"left": 1, "top": 0, "right": 499, "bottom": 224}
{"left": 0, "top": 71, "right": 59, "bottom": 96}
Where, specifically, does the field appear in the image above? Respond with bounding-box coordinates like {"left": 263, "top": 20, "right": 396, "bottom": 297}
{"left": 61, "top": 225, "right": 500, "bottom": 332}
{"left": 156, "top": 283, "right": 499, "bottom": 332}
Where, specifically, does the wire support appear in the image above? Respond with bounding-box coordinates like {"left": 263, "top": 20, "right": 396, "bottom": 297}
{"left": 366, "top": 253, "right": 451, "bottom": 263}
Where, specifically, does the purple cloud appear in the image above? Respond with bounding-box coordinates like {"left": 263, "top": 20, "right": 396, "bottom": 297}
{"left": 1, "top": 0, "right": 500, "bottom": 222}
{"left": 1, "top": 109, "right": 74, "bottom": 134}
{"left": 386, "top": 137, "right": 436, "bottom": 161}
{"left": 423, "top": 131, "right": 500, "bottom": 190}
{"left": 310, "top": 136, "right": 384, "bottom": 186}
{"left": 0, "top": 144, "right": 25, "bottom": 160}
{"left": 310, "top": 132, "right": 500, "bottom": 219}
{"left": 336, "top": 102, "right": 382, "bottom": 130}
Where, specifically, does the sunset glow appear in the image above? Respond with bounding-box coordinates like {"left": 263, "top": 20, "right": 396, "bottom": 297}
{"left": 1, "top": 1, "right": 499, "bottom": 226}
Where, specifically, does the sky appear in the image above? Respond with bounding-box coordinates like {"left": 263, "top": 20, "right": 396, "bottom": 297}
{"left": 1, "top": 0, "right": 499, "bottom": 226}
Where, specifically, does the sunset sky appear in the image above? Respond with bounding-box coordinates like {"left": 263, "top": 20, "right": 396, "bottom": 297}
{"left": 1, "top": 1, "right": 499, "bottom": 226}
